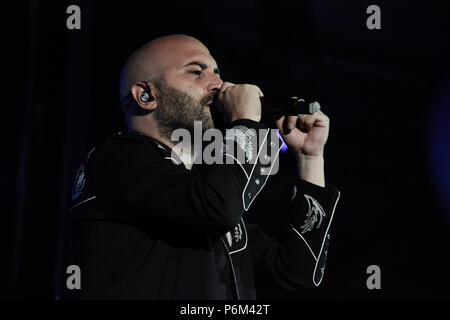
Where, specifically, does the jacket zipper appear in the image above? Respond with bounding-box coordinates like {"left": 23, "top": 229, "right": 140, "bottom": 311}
{"left": 221, "top": 237, "right": 240, "bottom": 300}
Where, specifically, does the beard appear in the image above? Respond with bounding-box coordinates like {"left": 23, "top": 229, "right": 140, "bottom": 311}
{"left": 153, "top": 79, "right": 215, "bottom": 141}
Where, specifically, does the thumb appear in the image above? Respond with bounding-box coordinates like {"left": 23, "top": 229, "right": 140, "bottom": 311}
{"left": 257, "top": 88, "right": 264, "bottom": 98}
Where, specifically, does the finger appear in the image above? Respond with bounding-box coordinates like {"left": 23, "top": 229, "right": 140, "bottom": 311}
{"left": 304, "top": 116, "right": 315, "bottom": 132}
{"left": 243, "top": 84, "right": 263, "bottom": 97}
{"left": 297, "top": 115, "right": 310, "bottom": 132}
{"left": 216, "top": 82, "right": 235, "bottom": 112}
{"left": 302, "top": 113, "right": 328, "bottom": 131}
{"left": 287, "top": 116, "right": 298, "bottom": 130}
{"left": 308, "top": 112, "right": 329, "bottom": 127}
{"left": 256, "top": 86, "right": 264, "bottom": 98}
{"left": 275, "top": 115, "right": 286, "bottom": 131}
{"left": 219, "top": 82, "right": 235, "bottom": 95}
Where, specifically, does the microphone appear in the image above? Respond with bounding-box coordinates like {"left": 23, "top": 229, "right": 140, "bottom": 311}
{"left": 209, "top": 95, "right": 321, "bottom": 130}
{"left": 260, "top": 97, "right": 321, "bottom": 117}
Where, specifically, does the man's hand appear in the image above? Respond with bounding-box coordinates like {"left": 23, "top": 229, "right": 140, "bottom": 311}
{"left": 217, "top": 82, "right": 263, "bottom": 123}
{"left": 275, "top": 111, "right": 330, "bottom": 157}
{"left": 275, "top": 111, "right": 330, "bottom": 187}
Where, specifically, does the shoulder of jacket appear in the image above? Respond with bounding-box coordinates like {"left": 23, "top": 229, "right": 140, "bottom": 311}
{"left": 97, "top": 131, "right": 158, "bottom": 150}
{"left": 92, "top": 131, "right": 173, "bottom": 161}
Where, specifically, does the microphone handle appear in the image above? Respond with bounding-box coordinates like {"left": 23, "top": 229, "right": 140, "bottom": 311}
{"left": 260, "top": 97, "right": 321, "bottom": 116}
{"left": 262, "top": 106, "right": 306, "bottom": 116}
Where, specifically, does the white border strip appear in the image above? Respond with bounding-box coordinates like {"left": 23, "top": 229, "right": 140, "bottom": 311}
{"left": 241, "top": 130, "right": 283, "bottom": 211}
{"left": 223, "top": 154, "right": 249, "bottom": 179}
{"left": 290, "top": 225, "right": 318, "bottom": 261}
{"left": 70, "top": 195, "right": 97, "bottom": 211}
{"left": 243, "top": 141, "right": 282, "bottom": 211}
{"left": 163, "top": 156, "right": 181, "bottom": 165}
{"left": 312, "top": 190, "right": 340, "bottom": 286}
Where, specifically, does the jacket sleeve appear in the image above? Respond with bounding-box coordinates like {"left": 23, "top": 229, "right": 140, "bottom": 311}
{"left": 249, "top": 179, "right": 341, "bottom": 289}
{"left": 80, "top": 120, "right": 282, "bottom": 234}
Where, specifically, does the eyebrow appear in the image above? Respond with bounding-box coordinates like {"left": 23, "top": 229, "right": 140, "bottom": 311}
{"left": 182, "top": 61, "right": 221, "bottom": 76}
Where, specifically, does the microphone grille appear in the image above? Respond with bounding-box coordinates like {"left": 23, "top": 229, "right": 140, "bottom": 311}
{"left": 309, "top": 101, "right": 321, "bottom": 113}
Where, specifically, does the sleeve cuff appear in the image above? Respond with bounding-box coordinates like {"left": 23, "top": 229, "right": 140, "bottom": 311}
{"left": 228, "top": 118, "right": 268, "bottom": 130}
{"left": 290, "top": 178, "right": 341, "bottom": 286}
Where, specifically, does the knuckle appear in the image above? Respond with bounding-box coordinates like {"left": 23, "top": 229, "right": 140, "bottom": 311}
{"left": 251, "top": 84, "right": 260, "bottom": 92}
{"left": 224, "top": 86, "right": 233, "bottom": 93}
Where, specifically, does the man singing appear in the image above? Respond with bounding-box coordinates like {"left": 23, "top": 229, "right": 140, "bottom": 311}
{"left": 61, "top": 34, "right": 340, "bottom": 299}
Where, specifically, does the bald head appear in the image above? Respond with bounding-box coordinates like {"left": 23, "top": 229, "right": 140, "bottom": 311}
{"left": 119, "top": 34, "right": 210, "bottom": 107}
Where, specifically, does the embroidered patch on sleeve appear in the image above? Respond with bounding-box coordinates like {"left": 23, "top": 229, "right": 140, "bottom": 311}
{"left": 300, "top": 194, "right": 326, "bottom": 234}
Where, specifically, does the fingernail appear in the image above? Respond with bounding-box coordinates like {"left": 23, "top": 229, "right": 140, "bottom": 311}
{"left": 288, "top": 123, "right": 294, "bottom": 129}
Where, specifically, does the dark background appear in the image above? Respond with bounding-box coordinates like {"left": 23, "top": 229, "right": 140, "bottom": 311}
{"left": 3, "top": 0, "right": 450, "bottom": 299}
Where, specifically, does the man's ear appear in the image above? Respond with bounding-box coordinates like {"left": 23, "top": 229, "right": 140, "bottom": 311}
{"left": 131, "top": 81, "right": 157, "bottom": 112}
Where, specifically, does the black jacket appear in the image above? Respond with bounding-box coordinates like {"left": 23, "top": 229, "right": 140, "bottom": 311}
{"left": 61, "top": 119, "right": 340, "bottom": 299}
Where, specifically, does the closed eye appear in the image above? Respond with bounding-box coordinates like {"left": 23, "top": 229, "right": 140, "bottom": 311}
{"left": 190, "top": 70, "right": 202, "bottom": 76}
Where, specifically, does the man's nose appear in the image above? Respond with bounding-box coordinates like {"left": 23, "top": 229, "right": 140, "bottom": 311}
{"left": 207, "top": 74, "right": 223, "bottom": 92}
